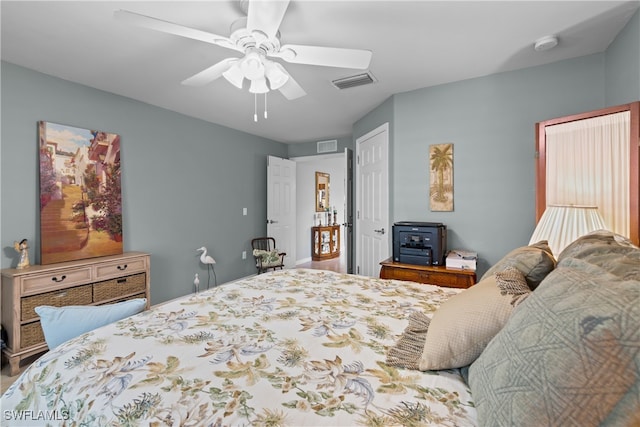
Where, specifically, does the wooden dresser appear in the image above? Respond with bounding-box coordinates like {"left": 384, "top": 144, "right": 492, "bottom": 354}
{"left": 379, "top": 258, "right": 476, "bottom": 289}
{"left": 1, "top": 251, "right": 150, "bottom": 375}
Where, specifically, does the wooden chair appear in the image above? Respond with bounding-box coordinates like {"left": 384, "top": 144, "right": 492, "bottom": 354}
{"left": 251, "top": 237, "right": 286, "bottom": 274}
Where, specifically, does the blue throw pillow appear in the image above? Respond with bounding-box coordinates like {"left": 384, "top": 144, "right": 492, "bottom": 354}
{"left": 35, "top": 298, "right": 147, "bottom": 349}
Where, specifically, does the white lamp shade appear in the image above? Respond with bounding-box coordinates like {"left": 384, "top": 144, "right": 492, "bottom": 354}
{"left": 241, "top": 51, "right": 265, "bottom": 80}
{"left": 249, "top": 77, "right": 269, "bottom": 94}
{"left": 265, "top": 60, "right": 289, "bottom": 90}
{"left": 529, "top": 205, "right": 607, "bottom": 257}
{"left": 222, "top": 62, "right": 244, "bottom": 89}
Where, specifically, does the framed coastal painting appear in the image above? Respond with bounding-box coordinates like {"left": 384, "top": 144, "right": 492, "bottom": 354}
{"left": 429, "top": 143, "right": 454, "bottom": 212}
{"left": 38, "top": 121, "right": 123, "bottom": 264}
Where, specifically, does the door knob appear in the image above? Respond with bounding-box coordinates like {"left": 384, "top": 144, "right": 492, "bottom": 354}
{"left": 374, "top": 228, "right": 385, "bottom": 234}
{"left": 267, "top": 219, "right": 278, "bottom": 224}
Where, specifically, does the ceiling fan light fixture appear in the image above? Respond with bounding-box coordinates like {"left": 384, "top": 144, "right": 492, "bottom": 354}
{"left": 249, "top": 77, "right": 269, "bottom": 94}
{"left": 241, "top": 50, "right": 265, "bottom": 80}
{"left": 265, "top": 61, "right": 289, "bottom": 90}
{"left": 222, "top": 62, "right": 245, "bottom": 89}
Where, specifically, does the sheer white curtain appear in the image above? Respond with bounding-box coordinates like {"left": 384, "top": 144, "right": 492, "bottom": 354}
{"left": 545, "top": 111, "right": 630, "bottom": 237}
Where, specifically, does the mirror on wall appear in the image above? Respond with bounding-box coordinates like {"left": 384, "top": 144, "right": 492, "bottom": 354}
{"left": 315, "top": 172, "right": 330, "bottom": 212}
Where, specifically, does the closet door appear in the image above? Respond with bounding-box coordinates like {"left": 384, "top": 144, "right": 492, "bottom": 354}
{"left": 535, "top": 102, "right": 639, "bottom": 246}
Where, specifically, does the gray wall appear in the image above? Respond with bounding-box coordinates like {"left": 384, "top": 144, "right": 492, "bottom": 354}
{"left": 605, "top": 8, "right": 640, "bottom": 105}
{"left": 1, "top": 62, "right": 288, "bottom": 304}
{"left": 390, "top": 54, "right": 605, "bottom": 275}
{"left": 352, "top": 9, "right": 638, "bottom": 277}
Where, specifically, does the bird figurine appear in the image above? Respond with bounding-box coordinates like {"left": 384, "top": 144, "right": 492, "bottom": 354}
{"left": 196, "top": 246, "right": 217, "bottom": 288}
{"left": 197, "top": 246, "right": 216, "bottom": 265}
{"left": 194, "top": 273, "right": 200, "bottom": 294}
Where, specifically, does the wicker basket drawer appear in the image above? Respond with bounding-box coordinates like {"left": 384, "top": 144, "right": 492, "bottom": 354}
{"left": 95, "top": 257, "right": 147, "bottom": 280}
{"left": 21, "top": 284, "right": 93, "bottom": 320}
{"left": 110, "top": 292, "right": 147, "bottom": 305}
{"left": 93, "top": 273, "right": 146, "bottom": 303}
{"left": 21, "top": 321, "right": 45, "bottom": 348}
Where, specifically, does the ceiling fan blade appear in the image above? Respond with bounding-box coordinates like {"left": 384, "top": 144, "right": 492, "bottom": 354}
{"left": 273, "top": 44, "right": 372, "bottom": 70}
{"left": 114, "top": 9, "right": 241, "bottom": 53}
{"left": 181, "top": 58, "right": 238, "bottom": 86}
{"left": 277, "top": 70, "right": 306, "bottom": 100}
{"left": 246, "top": 0, "right": 290, "bottom": 40}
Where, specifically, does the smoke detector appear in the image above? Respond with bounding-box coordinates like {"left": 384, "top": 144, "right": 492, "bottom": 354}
{"left": 534, "top": 35, "right": 558, "bottom": 52}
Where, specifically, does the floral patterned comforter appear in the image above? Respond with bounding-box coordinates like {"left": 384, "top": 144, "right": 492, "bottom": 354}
{"left": 2, "top": 269, "right": 477, "bottom": 426}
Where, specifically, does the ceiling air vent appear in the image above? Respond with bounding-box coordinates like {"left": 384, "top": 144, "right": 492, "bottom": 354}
{"left": 317, "top": 139, "right": 338, "bottom": 154}
{"left": 331, "top": 72, "right": 376, "bottom": 90}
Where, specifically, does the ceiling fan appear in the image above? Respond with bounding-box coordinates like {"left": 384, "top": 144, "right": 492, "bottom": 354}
{"left": 114, "top": 0, "right": 373, "bottom": 101}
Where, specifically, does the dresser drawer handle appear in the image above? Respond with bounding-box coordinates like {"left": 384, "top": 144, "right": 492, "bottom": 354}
{"left": 53, "top": 291, "right": 68, "bottom": 298}
{"left": 117, "top": 264, "right": 128, "bottom": 271}
{"left": 51, "top": 275, "right": 67, "bottom": 283}
{"left": 117, "top": 278, "right": 127, "bottom": 284}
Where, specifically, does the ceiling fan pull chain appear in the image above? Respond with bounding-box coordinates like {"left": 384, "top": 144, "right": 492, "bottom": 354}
{"left": 264, "top": 93, "right": 268, "bottom": 119}
{"left": 254, "top": 93, "right": 258, "bottom": 122}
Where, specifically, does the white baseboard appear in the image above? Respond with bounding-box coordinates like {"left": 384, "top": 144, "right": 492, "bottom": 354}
{"left": 296, "top": 257, "right": 312, "bottom": 265}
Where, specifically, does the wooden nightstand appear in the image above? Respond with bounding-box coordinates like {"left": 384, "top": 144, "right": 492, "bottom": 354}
{"left": 379, "top": 258, "right": 476, "bottom": 289}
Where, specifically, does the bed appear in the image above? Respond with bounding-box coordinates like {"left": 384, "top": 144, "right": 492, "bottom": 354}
{"left": 2, "top": 268, "right": 477, "bottom": 426}
{"left": 4, "top": 231, "right": 639, "bottom": 426}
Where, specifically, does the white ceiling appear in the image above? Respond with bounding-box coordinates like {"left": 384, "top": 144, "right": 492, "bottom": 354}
{"left": 2, "top": 1, "right": 638, "bottom": 144}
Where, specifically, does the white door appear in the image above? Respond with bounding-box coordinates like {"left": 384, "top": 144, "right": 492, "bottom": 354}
{"left": 356, "top": 123, "right": 389, "bottom": 277}
{"left": 267, "top": 155, "right": 296, "bottom": 268}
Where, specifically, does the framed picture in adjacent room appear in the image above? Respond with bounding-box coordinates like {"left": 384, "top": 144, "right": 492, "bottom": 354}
{"left": 38, "top": 121, "right": 123, "bottom": 264}
{"left": 429, "top": 143, "right": 454, "bottom": 211}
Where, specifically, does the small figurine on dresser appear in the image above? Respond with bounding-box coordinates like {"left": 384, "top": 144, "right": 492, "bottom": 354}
{"left": 14, "top": 238, "right": 30, "bottom": 269}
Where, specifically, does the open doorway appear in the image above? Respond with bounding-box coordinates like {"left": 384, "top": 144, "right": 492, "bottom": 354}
{"left": 292, "top": 152, "right": 348, "bottom": 273}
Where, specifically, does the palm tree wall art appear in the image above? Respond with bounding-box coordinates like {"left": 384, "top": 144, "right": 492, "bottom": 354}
{"left": 429, "top": 143, "right": 453, "bottom": 211}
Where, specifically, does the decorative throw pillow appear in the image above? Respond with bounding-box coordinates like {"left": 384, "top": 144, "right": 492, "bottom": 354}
{"left": 557, "top": 231, "right": 640, "bottom": 285}
{"left": 417, "top": 267, "right": 531, "bottom": 370}
{"left": 35, "top": 298, "right": 147, "bottom": 349}
{"left": 468, "top": 243, "right": 640, "bottom": 426}
{"left": 386, "top": 268, "right": 531, "bottom": 371}
{"left": 253, "top": 249, "right": 282, "bottom": 267}
{"left": 481, "top": 240, "right": 555, "bottom": 290}
{"left": 494, "top": 267, "right": 531, "bottom": 307}
{"left": 386, "top": 311, "right": 431, "bottom": 370}
{"left": 558, "top": 229, "right": 638, "bottom": 263}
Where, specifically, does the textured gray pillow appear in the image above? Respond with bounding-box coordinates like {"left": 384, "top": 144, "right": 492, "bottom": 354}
{"left": 481, "top": 240, "right": 555, "bottom": 290}
{"left": 469, "top": 240, "right": 640, "bottom": 427}
{"left": 558, "top": 229, "right": 638, "bottom": 263}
